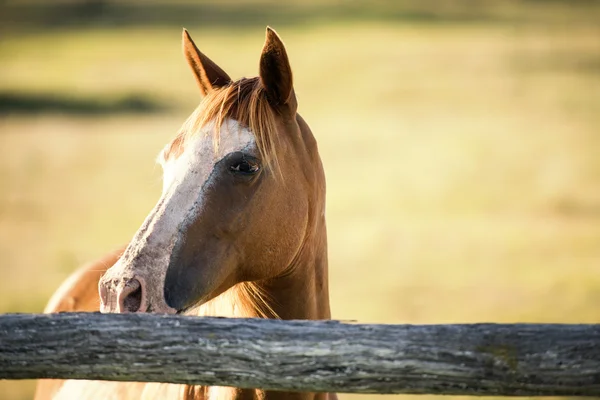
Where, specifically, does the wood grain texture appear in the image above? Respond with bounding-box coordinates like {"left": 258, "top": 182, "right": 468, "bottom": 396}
{"left": 1, "top": 313, "right": 599, "bottom": 396}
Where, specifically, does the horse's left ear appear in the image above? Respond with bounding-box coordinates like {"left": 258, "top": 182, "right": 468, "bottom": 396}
{"left": 259, "top": 27, "right": 296, "bottom": 112}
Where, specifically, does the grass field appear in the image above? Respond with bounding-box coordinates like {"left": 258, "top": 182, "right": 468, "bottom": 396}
{"left": 1, "top": 1, "right": 599, "bottom": 399}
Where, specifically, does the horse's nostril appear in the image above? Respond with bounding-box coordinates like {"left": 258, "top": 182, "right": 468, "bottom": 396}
{"left": 124, "top": 283, "right": 142, "bottom": 312}
{"left": 118, "top": 278, "right": 145, "bottom": 313}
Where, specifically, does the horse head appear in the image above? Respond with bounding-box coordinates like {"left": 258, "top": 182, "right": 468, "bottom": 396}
{"left": 98, "top": 28, "right": 326, "bottom": 315}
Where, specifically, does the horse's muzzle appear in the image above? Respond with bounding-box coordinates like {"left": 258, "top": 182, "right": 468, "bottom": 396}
{"left": 99, "top": 274, "right": 176, "bottom": 314}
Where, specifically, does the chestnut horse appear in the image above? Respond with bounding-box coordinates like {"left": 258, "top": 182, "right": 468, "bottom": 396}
{"left": 35, "top": 27, "right": 334, "bottom": 400}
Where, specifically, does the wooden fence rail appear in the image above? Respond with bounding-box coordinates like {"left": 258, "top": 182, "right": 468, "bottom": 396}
{"left": 1, "top": 313, "right": 599, "bottom": 396}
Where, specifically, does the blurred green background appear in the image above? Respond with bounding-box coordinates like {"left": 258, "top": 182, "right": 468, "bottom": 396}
{"left": 1, "top": 0, "right": 599, "bottom": 399}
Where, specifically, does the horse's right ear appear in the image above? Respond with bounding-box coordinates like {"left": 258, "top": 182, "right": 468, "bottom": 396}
{"left": 182, "top": 29, "right": 231, "bottom": 96}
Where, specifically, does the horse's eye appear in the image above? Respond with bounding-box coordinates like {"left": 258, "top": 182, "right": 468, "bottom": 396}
{"left": 230, "top": 160, "right": 259, "bottom": 174}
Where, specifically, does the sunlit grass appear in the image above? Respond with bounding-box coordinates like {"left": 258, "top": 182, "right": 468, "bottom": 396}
{"left": 1, "top": 19, "right": 599, "bottom": 400}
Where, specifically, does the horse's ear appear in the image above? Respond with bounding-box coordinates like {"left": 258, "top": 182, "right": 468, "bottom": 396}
{"left": 182, "top": 28, "right": 231, "bottom": 96}
{"left": 259, "top": 27, "right": 295, "bottom": 110}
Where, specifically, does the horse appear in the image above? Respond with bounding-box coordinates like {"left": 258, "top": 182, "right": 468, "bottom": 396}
{"left": 34, "top": 27, "right": 334, "bottom": 400}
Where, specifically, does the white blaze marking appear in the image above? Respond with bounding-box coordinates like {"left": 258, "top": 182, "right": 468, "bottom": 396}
{"left": 158, "top": 117, "right": 255, "bottom": 236}
{"left": 125, "top": 118, "right": 255, "bottom": 269}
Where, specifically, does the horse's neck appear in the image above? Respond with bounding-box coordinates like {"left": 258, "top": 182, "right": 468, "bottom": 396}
{"left": 188, "top": 216, "right": 330, "bottom": 400}
{"left": 262, "top": 217, "right": 331, "bottom": 321}
{"left": 196, "top": 219, "right": 330, "bottom": 321}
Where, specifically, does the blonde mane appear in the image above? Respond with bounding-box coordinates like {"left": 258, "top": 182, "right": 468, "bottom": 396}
{"left": 191, "top": 281, "right": 279, "bottom": 320}
{"left": 162, "top": 77, "right": 280, "bottom": 172}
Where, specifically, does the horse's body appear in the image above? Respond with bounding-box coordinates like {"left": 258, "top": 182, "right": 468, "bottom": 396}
{"left": 35, "top": 27, "right": 335, "bottom": 400}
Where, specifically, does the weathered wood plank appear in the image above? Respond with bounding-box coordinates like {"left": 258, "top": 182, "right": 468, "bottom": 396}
{"left": 0, "top": 313, "right": 599, "bottom": 396}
